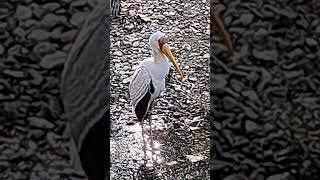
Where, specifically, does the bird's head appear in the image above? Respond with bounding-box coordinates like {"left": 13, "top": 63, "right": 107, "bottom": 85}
{"left": 149, "top": 31, "right": 184, "bottom": 80}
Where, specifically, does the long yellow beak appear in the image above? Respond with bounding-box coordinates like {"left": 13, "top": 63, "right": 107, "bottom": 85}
{"left": 161, "top": 44, "right": 184, "bottom": 80}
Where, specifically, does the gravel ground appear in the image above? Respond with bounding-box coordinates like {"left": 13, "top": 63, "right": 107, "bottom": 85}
{"left": 110, "top": 0, "right": 210, "bottom": 179}
{"left": 0, "top": 0, "right": 101, "bottom": 179}
{"left": 211, "top": 0, "right": 320, "bottom": 179}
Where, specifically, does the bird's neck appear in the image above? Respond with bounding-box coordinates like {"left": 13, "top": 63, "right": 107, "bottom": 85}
{"left": 152, "top": 49, "right": 167, "bottom": 64}
{"left": 150, "top": 49, "right": 170, "bottom": 79}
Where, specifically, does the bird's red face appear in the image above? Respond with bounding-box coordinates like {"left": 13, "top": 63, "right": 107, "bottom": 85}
{"left": 158, "top": 36, "right": 169, "bottom": 51}
{"left": 158, "top": 36, "right": 184, "bottom": 80}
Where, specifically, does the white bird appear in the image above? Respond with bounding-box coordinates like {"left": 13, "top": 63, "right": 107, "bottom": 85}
{"left": 127, "top": 13, "right": 234, "bottom": 159}
{"left": 128, "top": 31, "right": 183, "bottom": 152}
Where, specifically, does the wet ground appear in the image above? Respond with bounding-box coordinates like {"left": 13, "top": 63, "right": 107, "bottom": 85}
{"left": 110, "top": 0, "right": 210, "bottom": 179}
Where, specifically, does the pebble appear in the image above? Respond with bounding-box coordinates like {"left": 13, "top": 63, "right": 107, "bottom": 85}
{"left": 239, "top": 13, "right": 254, "bottom": 26}
{"left": 16, "top": 5, "right": 32, "bottom": 20}
{"left": 242, "top": 90, "right": 259, "bottom": 101}
{"left": 188, "top": 76, "right": 197, "bottom": 82}
{"left": 40, "top": 51, "right": 67, "bottom": 69}
{"left": 203, "top": 53, "right": 210, "bottom": 59}
{"left": 113, "top": 51, "right": 123, "bottom": 56}
{"left": 31, "top": 4, "right": 46, "bottom": 19}
{"left": 28, "top": 29, "right": 50, "bottom": 41}
{"left": 29, "top": 69, "right": 44, "bottom": 86}
{"left": 183, "top": 44, "right": 192, "bottom": 51}
{"left": 13, "top": 27, "right": 26, "bottom": 39}
{"left": 132, "top": 41, "right": 139, "bottom": 47}
{"left": 41, "top": 14, "right": 66, "bottom": 29}
{"left": 28, "top": 117, "right": 55, "bottom": 129}
{"left": 70, "top": 12, "right": 86, "bottom": 27}
{"left": 3, "top": 70, "right": 25, "bottom": 78}
{"left": 245, "top": 120, "right": 259, "bottom": 133}
{"left": 266, "top": 173, "right": 288, "bottom": 180}
{"left": 122, "top": 78, "right": 131, "bottom": 84}
{"left": 125, "top": 24, "right": 135, "bottom": 30}
{"left": 42, "top": 3, "right": 61, "bottom": 11}
{"left": 252, "top": 49, "right": 278, "bottom": 61}
{"left": 305, "top": 38, "right": 317, "bottom": 47}
{"left": 33, "top": 42, "right": 57, "bottom": 57}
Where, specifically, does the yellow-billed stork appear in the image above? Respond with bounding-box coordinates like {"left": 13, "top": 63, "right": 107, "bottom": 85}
{"left": 128, "top": 12, "right": 234, "bottom": 158}
{"left": 128, "top": 31, "right": 183, "bottom": 154}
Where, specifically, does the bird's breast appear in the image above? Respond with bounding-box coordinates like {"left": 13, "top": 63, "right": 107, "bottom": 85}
{"left": 150, "top": 79, "right": 165, "bottom": 101}
{"left": 143, "top": 58, "right": 170, "bottom": 100}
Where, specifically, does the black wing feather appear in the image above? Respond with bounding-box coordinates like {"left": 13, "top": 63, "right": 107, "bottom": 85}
{"left": 134, "top": 80, "right": 154, "bottom": 121}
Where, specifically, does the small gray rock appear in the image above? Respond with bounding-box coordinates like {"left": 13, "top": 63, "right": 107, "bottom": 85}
{"left": 29, "top": 69, "right": 44, "bottom": 86}
{"left": 16, "top": 5, "right": 32, "bottom": 20}
{"left": 31, "top": 4, "right": 46, "bottom": 19}
{"left": 240, "top": 13, "right": 254, "bottom": 26}
{"left": 0, "top": 3, "right": 12, "bottom": 19}
{"left": 305, "top": 38, "right": 317, "bottom": 47}
{"left": 40, "top": 51, "right": 67, "bottom": 69}
{"left": 245, "top": 120, "right": 259, "bottom": 133}
{"left": 28, "top": 117, "right": 54, "bottom": 129}
{"left": 0, "top": 94, "right": 11, "bottom": 101}
{"left": 28, "top": 29, "right": 50, "bottom": 41}
{"left": 252, "top": 49, "right": 278, "bottom": 61}
{"left": 212, "top": 75, "right": 227, "bottom": 90}
{"left": 284, "top": 70, "right": 304, "bottom": 79}
{"left": 42, "top": 3, "right": 61, "bottom": 11}
{"left": 3, "top": 70, "right": 25, "bottom": 78}
{"left": 244, "top": 107, "right": 259, "bottom": 119}
{"left": 242, "top": 90, "right": 259, "bottom": 101}
{"left": 287, "top": 48, "right": 304, "bottom": 59}
{"left": 113, "top": 51, "right": 123, "bottom": 56}
{"left": 70, "top": 12, "right": 86, "bottom": 27}
{"left": 20, "top": 19, "right": 37, "bottom": 29}
{"left": 266, "top": 173, "right": 289, "bottom": 180}
{"left": 41, "top": 14, "right": 67, "bottom": 29}
{"left": 33, "top": 42, "right": 57, "bottom": 58}
{"left": 13, "top": 27, "right": 27, "bottom": 38}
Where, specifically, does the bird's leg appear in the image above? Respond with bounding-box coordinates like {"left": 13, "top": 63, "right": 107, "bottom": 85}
{"left": 140, "top": 120, "right": 147, "bottom": 163}
{"left": 149, "top": 101, "right": 154, "bottom": 111}
{"left": 147, "top": 115, "right": 155, "bottom": 163}
{"left": 149, "top": 102, "right": 155, "bottom": 151}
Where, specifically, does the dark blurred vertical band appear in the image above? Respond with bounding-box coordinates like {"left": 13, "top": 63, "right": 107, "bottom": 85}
{"left": 60, "top": 0, "right": 110, "bottom": 179}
